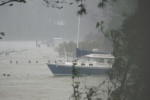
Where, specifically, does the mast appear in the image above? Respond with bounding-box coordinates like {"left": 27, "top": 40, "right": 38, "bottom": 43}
{"left": 77, "top": 15, "right": 80, "bottom": 48}
{"left": 77, "top": 0, "right": 81, "bottom": 49}
{"left": 76, "top": 1, "right": 81, "bottom": 58}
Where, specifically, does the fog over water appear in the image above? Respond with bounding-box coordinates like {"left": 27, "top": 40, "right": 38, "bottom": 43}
{"left": 0, "top": 41, "right": 108, "bottom": 100}
{"left": 0, "top": 0, "right": 138, "bottom": 41}
{"left": 0, "top": 0, "right": 139, "bottom": 99}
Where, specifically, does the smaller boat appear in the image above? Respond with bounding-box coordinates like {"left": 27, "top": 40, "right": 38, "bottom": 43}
{"left": 47, "top": 50, "right": 114, "bottom": 76}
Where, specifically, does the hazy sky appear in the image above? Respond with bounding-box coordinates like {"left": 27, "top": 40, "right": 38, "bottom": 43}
{"left": 0, "top": 0, "right": 138, "bottom": 41}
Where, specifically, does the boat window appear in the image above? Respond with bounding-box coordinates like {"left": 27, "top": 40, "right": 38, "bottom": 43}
{"left": 89, "top": 63, "right": 93, "bottom": 66}
{"left": 81, "top": 63, "right": 85, "bottom": 66}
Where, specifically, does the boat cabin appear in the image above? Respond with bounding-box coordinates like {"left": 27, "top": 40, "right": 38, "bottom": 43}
{"left": 76, "top": 53, "right": 115, "bottom": 67}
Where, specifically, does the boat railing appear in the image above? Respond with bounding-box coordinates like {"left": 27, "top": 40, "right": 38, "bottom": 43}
{"left": 48, "top": 58, "right": 113, "bottom": 68}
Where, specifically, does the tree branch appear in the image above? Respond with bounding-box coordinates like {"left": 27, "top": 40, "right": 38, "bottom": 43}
{"left": 0, "top": 0, "right": 17, "bottom": 6}
{"left": 0, "top": 0, "right": 26, "bottom": 6}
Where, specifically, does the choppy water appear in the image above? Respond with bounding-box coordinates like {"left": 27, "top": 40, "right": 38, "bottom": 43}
{"left": 0, "top": 41, "right": 108, "bottom": 100}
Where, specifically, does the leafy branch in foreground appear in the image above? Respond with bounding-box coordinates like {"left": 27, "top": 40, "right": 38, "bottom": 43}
{"left": 71, "top": 61, "right": 81, "bottom": 100}
{"left": 71, "top": 60, "right": 112, "bottom": 100}
{"left": 43, "top": 0, "right": 73, "bottom": 9}
{"left": 0, "top": 0, "right": 26, "bottom": 6}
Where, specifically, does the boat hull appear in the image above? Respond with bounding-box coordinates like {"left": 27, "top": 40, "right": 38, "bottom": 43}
{"left": 47, "top": 63, "right": 111, "bottom": 76}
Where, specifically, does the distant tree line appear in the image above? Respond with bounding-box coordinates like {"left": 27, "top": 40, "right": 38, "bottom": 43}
{"left": 55, "top": 41, "right": 76, "bottom": 57}
{"left": 55, "top": 32, "right": 112, "bottom": 57}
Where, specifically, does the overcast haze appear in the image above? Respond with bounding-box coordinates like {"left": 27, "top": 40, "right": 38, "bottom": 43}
{"left": 0, "top": 0, "right": 138, "bottom": 41}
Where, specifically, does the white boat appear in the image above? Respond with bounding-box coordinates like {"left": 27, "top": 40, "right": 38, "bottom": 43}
{"left": 47, "top": 51, "right": 114, "bottom": 76}
{"left": 47, "top": 13, "right": 114, "bottom": 76}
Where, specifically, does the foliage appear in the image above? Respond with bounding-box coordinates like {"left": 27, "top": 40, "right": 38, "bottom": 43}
{"left": 43, "top": 0, "right": 86, "bottom": 15}
{"left": 55, "top": 41, "right": 76, "bottom": 57}
{"left": 106, "top": 0, "right": 150, "bottom": 100}
{"left": 43, "top": 0, "right": 73, "bottom": 9}
{"left": 71, "top": 62, "right": 81, "bottom": 100}
{"left": 71, "top": 61, "right": 111, "bottom": 100}
{"left": 81, "top": 32, "right": 112, "bottom": 52}
{"left": 74, "top": 0, "right": 150, "bottom": 100}
{"left": 55, "top": 33, "right": 111, "bottom": 57}
{"left": 55, "top": 32, "right": 112, "bottom": 56}
{"left": 0, "top": 0, "right": 26, "bottom": 6}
